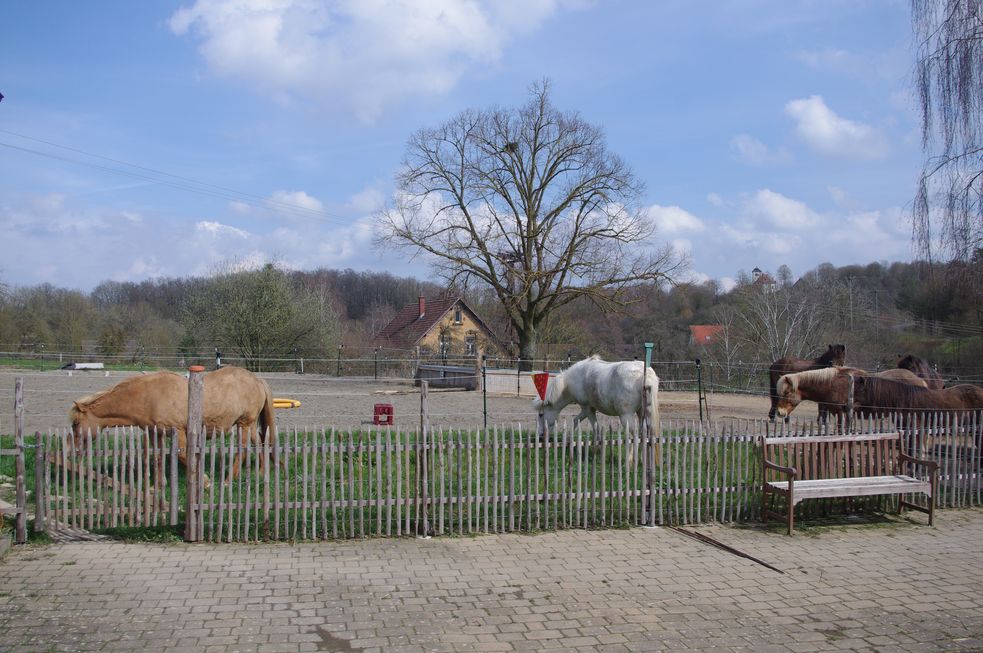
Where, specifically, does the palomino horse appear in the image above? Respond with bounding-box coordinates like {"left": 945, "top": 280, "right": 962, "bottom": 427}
{"left": 897, "top": 354, "right": 945, "bottom": 390}
{"left": 70, "top": 366, "right": 276, "bottom": 483}
{"left": 768, "top": 344, "right": 845, "bottom": 421}
{"left": 774, "top": 366, "right": 927, "bottom": 424}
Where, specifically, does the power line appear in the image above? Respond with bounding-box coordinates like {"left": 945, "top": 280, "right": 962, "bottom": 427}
{"left": 0, "top": 128, "right": 358, "bottom": 226}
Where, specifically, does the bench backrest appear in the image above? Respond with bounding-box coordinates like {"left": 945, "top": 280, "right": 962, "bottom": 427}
{"left": 761, "top": 432, "right": 903, "bottom": 482}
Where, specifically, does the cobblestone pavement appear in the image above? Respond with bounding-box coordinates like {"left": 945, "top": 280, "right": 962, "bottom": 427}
{"left": 1, "top": 509, "right": 982, "bottom": 652}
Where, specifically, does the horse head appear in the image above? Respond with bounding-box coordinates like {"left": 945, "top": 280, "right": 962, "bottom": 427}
{"left": 827, "top": 344, "right": 846, "bottom": 366}
{"left": 532, "top": 373, "right": 566, "bottom": 436}
{"left": 69, "top": 401, "right": 99, "bottom": 448}
{"left": 774, "top": 374, "right": 802, "bottom": 418}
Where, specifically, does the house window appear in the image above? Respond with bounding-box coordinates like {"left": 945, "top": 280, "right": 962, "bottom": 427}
{"left": 465, "top": 334, "right": 476, "bottom": 356}
{"left": 439, "top": 334, "right": 450, "bottom": 357}
{"left": 454, "top": 307, "right": 463, "bottom": 324}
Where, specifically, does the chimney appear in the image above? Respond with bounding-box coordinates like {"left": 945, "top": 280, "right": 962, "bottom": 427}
{"left": 418, "top": 296, "right": 425, "bottom": 318}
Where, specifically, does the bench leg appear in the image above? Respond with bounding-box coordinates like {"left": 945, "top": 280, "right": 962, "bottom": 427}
{"left": 786, "top": 494, "right": 794, "bottom": 536}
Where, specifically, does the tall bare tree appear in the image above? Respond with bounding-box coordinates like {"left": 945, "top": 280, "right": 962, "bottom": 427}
{"left": 377, "top": 81, "right": 684, "bottom": 367}
{"left": 733, "top": 273, "right": 828, "bottom": 363}
{"left": 912, "top": 0, "right": 983, "bottom": 262}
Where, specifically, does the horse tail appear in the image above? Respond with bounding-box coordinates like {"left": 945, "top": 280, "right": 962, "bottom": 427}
{"left": 260, "top": 382, "right": 277, "bottom": 447}
{"left": 645, "top": 367, "right": 660, "bottom": 437}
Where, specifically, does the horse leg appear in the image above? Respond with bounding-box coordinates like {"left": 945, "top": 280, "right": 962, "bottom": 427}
{"left": 178, "top": 427, "right": 213, "bottom": 491}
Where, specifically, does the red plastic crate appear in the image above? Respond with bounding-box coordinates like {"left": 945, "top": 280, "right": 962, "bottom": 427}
{"left": 373, "top": 403, "right": 394, "bottom": 426}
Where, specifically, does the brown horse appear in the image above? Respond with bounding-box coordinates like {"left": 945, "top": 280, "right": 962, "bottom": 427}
{"left": 775, "top": 366, "right": 928, "bottom": 422}
{"left": 897, "top": 354, "right": 945, "bottom": 390}
{"left": 768, "top": 344, "right": 845, "bottom": 421}
{"left": 853, "top": 375, "right": 983, "bottom": 420}
{"left": 70, "top": 366, "right": 276, "bottom": 482}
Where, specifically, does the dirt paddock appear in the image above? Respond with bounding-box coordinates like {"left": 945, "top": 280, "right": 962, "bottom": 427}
{"left": 0, "top": 368, "right": 819, "bottom": 435}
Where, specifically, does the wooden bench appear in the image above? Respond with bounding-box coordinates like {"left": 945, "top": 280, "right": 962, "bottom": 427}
{"left": 760, "top": 432, "right": 938, "bottom": 535}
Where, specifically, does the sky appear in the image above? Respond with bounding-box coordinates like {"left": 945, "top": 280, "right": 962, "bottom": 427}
{"left": 0, "top": 0, "right": 921, "bottom": 292}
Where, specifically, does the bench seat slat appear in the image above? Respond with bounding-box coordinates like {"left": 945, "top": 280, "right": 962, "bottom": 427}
{"left": 763, "top": 433, "right": 899, "bottom": 446}
{"left": 766, "top": 475, "right": 932, "bottom": 503}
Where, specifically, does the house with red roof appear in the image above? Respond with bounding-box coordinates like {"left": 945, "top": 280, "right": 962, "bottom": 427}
{"left": 375, "top": 294, "right": 503, "bottom": 357}
{"left": 689, "top": 324, "right": 724, "bottom": 347}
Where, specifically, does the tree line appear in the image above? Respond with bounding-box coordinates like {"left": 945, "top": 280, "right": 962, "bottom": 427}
{"left": 1, "top": 257, "right": 978, "bottom": 384}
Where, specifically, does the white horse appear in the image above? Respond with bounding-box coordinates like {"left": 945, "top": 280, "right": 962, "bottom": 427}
{"left": 533, "top": 356, "right": 660, "bottom": 441}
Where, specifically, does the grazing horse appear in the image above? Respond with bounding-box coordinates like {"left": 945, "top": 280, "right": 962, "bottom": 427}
{"left": 775, "top": 367, "right": 928, "bottom": 423}
{"left": 70, "top": 366, "right": 277, "bottom": 483}
{"left": 768, "top": 344, "right": 846, "bottom": 421}
{"left": 897, "top": 354, "right": 945, "bottom": 390}
{"left": 533, "top": 356, "right": 660, "bottom": 441}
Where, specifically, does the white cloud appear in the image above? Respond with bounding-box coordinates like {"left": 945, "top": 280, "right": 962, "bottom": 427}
{"left": 266, "top": 189, "right": 324, "bottom": 217}
{"left": 785, "top": 95, "right": 888, "bottom": 159}
{"left": 729, "top": 133, "right": 791, "bottom": 165}
{"left": 348, "top": 186, "right": 385, "bottom": 214}
{"left": 646, "top": 204, "right": 705, "bottom": 233}
{"left": 196, "top": 220, "right": 251, "bottom": 239}
{"left": 0, "top": 191, "right": 431, "bottom": 289}
{"left": 794, "top": 47, "right": 907, "bottom": 82}
{"left": 741, "top": 189, "right": 820, "bottom": 228}
{"left": 169, "top": 0, "right": 580, "bottom": 123}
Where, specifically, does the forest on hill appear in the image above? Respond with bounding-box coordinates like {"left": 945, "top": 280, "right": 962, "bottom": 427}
{"left": 0, "top": 257, "right": 980, "bottom": 389}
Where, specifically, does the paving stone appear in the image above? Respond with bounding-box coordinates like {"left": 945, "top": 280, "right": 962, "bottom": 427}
{"left": 2, "top": 509, "right": 983, "bottom": 651}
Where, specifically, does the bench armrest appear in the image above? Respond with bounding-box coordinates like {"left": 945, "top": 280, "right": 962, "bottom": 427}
{"left": 899, "top": 452, "right": 939, "bottom": 472}
{"left": 763, "top": 459, "right": 797, "bottom": 478}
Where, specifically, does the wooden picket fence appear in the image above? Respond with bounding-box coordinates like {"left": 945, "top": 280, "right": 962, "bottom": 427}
{"left": 25, "top": 413, "right": 981, "bottom": 542}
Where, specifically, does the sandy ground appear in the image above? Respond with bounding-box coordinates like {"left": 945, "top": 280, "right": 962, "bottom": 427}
{"left": 0, "top": 367, "right": 820, "bottom": 435}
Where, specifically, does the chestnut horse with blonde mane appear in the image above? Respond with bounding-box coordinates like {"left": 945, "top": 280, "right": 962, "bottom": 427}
{"left": 70, "top": 366, "right": 276, "bottom": 482}
{"left": 768, "top": 344, "right": 845, "bottom": 421}
{"left": 774, "top": 366, "right": 928, "bottom": 423}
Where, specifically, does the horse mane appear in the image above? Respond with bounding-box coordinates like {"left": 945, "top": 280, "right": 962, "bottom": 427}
{"left": 856, "top": 375, "right": 925, "bottom": 408}
{"left": 70, "top": 389, "right": 109, "bottom": 416}
{"left": 541, "top": 369, "right": 567, "bottom": 406}
{"left": 783, "top": 366, "right": 841, "bottom": 392}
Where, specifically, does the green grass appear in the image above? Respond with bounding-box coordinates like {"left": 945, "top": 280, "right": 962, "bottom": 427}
{"left": 0, "top": 356, "right": 189, "bottom": 373}
{"left": 89, "top": 524, "right": 184, "bottom": 543}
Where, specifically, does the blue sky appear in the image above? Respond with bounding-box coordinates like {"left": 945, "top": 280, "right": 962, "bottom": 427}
{"left": 1, "top": 0, "right": 919, "bottom": 291}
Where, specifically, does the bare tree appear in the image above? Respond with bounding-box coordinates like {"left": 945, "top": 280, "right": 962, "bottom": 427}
{"left": 377, "top": 81, "right": 684, "bottom": 368}
{"left": 733, "top": 274, "right": 828, "bottom": 363}
{"left": 912, "top": 0, "right": 983, "bottom": 262}
{"left": 705, "top": 305, "right": 747, "bottom": 385}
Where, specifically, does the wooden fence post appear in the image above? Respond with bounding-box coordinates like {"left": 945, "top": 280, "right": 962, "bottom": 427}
{"left": 418, "top": 380, "right": 430, "bottom": 536}
{"left": 34, "top": 431, "right": 45, "bottom": 533}
{"left": 185, "top": 366, "right": 205, "bottom": 542}
{"left": 169, "top": 427, "right": 180, "bottom": 526}
{"left": 14, "top": 377, "right": 27, "bottom": 544}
